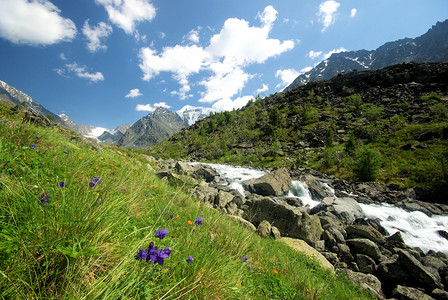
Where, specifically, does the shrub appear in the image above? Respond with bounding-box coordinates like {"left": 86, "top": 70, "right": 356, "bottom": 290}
{"left": 420, "top": 92, "right": 441, "bottom": 102}
{"left": 352, "top": 146, "right": 382, "bottom": 181}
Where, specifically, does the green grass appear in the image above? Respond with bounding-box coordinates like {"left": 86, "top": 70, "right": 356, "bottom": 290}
{"left": 0, "top": 108, "right": 371, "bottom": 298}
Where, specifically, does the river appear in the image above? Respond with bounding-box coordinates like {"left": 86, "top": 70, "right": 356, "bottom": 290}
{"left": 189, "top": 162, "right": 448, "bottom": 254}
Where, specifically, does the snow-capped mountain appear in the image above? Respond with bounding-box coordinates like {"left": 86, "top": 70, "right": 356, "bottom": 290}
{"left": 0, "top": 79, "right": 62, "bottom": 123}
{"left": 177, "top": 105, "right": 215, "bottom": 126}
{"left": 285, "top": 19, "right": 448, "bottom": 91}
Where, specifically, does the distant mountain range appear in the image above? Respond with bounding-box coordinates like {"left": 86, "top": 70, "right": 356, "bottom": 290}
{"left": 0, "top": 79, "right": 213, "bottom": 147}
{"left": 285, "top": 19, "right": 448, "bottom": 91}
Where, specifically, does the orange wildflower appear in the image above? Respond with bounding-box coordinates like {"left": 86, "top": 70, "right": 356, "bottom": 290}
{"left": 187, "top": 220, "right": 193, "bottom": 225}
{"left": 273, "top": 270, "right": 278, "bottom": 274}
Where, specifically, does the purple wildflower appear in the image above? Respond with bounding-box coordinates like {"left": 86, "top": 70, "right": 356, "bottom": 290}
{"left": 145, "top": 193, "right": 150, "bottom": 197}
{"left": 39, "top": 195, "right": 49, "bottom": 203}
{"left": 186, "top": 256, "right": 194, "bottom": 263}
{"left": 89, "top": 177, "right": 102, "bottom": 187}
{"left": 57, "top": 181, "right": 66, "bottom": 187}
{"left": 170, "top": 214, "right": 174, "bottom": 219}
{"left": 36, "top": 136, "right": 39, "bottom": 139}
{"left": 243, "top": 256, "right": 249, "bottom": 262}
{"left": 194, "top": 218, "right": 203, "bottom": 226}
{"left": 134, "top": 248, "right": 148, "bottom": 261}
{"left": 155, "top": 229, "right": 168, "bottom": 240}
{"left": 248, "top": 265, "right": 253, "bottom": 271}
{"left": 155, "top": 248, "right": 170, "bottom": 265}
{"left": 30, "top": 144, "right": 35, "bottom": 149}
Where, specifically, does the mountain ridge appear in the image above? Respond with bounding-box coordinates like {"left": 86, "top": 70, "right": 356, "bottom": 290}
{"left": 285, "top": 19, "right": 448, "bottom": 91}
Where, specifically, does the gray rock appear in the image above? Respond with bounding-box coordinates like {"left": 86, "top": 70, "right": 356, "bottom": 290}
{"left": 310, "top": 197, "right": 364, "bottom": 224}
{"left": 244, "top": 197, "right": 323, "bottom": 245}
{"left": 257, "top": 220, "right": 272, "bottom": 237}
{"left": 243, "top": 168, "right": 292, "bottom": 196}
{"left": 396, "top": 249, "right": 442, "bottom": 291}
{"left": 194, "top": 167, "right": 217, "bottom": 182}
{"left": 346, "top": 238, "right": 382, "bottom": 261}
{"left": 392, "top": 285, "right": 435, "bottom": 300}
{"left": 228, "top": 215, "right": 256, "bottom": 231}
{"left": 357, "top": 254, "right": 377, "bottom": 274}
{"left": 341, "top": 269, "right": 385, "bottom": 299}
{"left": 338, "top": 243, "right": 355, "bottom": 265}
{"left": 215, "top": 190, "right": 234, "bottom": 208}
{"left": 431, "top": 288, "right": 448, "bottom": 300}
{"left": 346, "top": 224, "right": 386, "bottom": 244}
{"left": 298, "top": 174, "right": 335, "bottom": 200}
{"left": 271, "top": 226, "right": 281, "bottom": 239}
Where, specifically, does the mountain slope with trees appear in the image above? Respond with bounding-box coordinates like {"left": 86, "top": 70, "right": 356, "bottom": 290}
{"left": 147, "top": 62, "right": 448, "bottom": 202}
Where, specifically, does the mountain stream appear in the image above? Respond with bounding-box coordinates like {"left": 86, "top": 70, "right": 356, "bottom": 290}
{"left": 190, "top": 163, "right": 448, "bottom": 254}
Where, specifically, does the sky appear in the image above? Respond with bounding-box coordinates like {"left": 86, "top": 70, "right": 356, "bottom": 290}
{"left": 0, "top": 0, "right": 447, "bottom": 129}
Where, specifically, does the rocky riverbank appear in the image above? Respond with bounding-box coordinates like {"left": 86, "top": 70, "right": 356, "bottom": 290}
{"left": 147, "top": 156, "right": 448, "bottom": 299}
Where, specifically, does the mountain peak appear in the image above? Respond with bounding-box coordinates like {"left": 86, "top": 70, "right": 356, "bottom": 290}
{"left": 285, "top": 19, "right": 448, "bottom": 91}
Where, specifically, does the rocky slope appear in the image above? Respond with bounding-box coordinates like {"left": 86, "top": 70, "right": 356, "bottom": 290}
{"left": 149, "top": 157, "right": 448, "bottom": 300}
{"left": 118, "top": 107, "right": 186, "bottom": 148}
{"left": 285, "top": 19, "right": 448, "bottom": 90}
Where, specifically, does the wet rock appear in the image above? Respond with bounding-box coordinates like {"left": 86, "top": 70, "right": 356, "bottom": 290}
{"left": 298, "top": 174, "right": 334, "bottom": 200}
{"left": 310, "top": 197, "right": 364, "bottom": 224}
{"left": 243, "top": 168, "right": 292, "bottom": 196}
{"left": 338, "top": 243, "right": 355, "bottom": 265}
{"left": 194, "top": 166, "right": 217, "bottom": 182}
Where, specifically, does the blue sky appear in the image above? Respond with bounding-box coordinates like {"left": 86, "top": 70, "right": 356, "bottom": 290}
{"left": 0, "top": 0, "right": 447, "bottom": 129}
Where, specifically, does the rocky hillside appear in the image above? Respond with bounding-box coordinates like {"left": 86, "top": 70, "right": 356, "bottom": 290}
{"left": 118, "top": 107, "right": 186, "bottom": 148}
{"left": 148, "top": 62, "right": 448, "bottom": 201}
{"left": 285, "top": 19, "right": 448, "bottom": 90}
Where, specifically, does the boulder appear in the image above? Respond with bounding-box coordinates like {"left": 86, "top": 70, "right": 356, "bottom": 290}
{"left": 257, "top": 220, "right": 271, "bottom": 237}
{"left": 341, "top": 269, "right": 385, "bottom": 299}
{"left": 244, "top": 197, "right": 323, "bottom": 245}
{"left": 356, "top": 254, "right": 377, "bottom": 274}
{"left": 346, "top": 238, "right": 382, "bottom": 261}
{"left": 243, "top": 168, "right": 292, "bottom": 196}
{"left": 194, "top": 166, "right": 217, "bottom": 182}
{"left": 396, "top": 249, "right": 442, "bottom": 291}
{"left": 310, "top": 197, "right": 364, "bottom": 224}
{"left": 279, "top": 238, "right": 334, "bottom": 272}
{"left": 298, "top": 174, "right": 335, "bottom": 200}
{"left": 271, "top": 226, "right": 281, "bottom": 240}
{"left": 215, "top": 190, "right": 234, "bottom": 208}
{"left": 175, "top": 161, "right": 195, "bottom": 174}
{"left": 431, "top": 288, "right": 448, "bottom": 300}
{"left": 392, "top": 285, "right": 435, "bottom": 300}
{"left": 227, "top": 215, "right": 256, "bottom": 231}
{"left": 345, "top": 224, "right": 386, "bottom": 244}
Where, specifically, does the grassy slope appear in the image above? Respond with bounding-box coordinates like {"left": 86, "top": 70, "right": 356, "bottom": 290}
{"left": 148, "top": 92, "right": 448, "bottom": 193}
{"left": 0, "top": 104, "right": 370, "bottom": 299}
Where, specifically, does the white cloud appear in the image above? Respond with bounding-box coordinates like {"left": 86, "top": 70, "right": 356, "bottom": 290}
{"left": 125, "top": 88, "right": 142, "bottom": 98}
{"left": 200, "top": 68, "right": 251, "bottom": 103}
{"left": 256, "top": 84, "right": 269, "bottom": 94}
{"left": 95, "top": 0, "right": 156, "bottom": 34}
{"left": 275, "top": 68, "right": 301, "bottom": 89}
{"left": 159, "top": 32, "right": 166, "bottom": 39}
{"left": 350, "top": 8, "right": 357, "bottom": 18}
{"left": 212, "top": 96, "right": 253, "bottom": 112}
{"left": 0, "top": 0, "right": 76, "bottom": 45}
{"left": 317, "top": 0, "right": 340, "bottom": 32}
{"left": 323, "top": 47, "right": 346, "bottom": 59}
{"left": 135, "top": 102, "right": 170, "bottom": 112}
{"left": 138, "top": 5, "right": 294, "bottom": 105}
{"left": 82, "top": 20, "right": 113, "bottom": 52}
{"left": 185, "top": 28, "right": 200, "bottom": 44}
{"left": 56, "top": 62, "right": 104, "bottom": 83}
{"left": 300, "top": 66, "right": 313, "bottom": 73}
{"left": 257, "top": 5, "right": 278, "bottom": 30}
{"left": 308, "top": 50, "right": 323, "bottom": 59}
